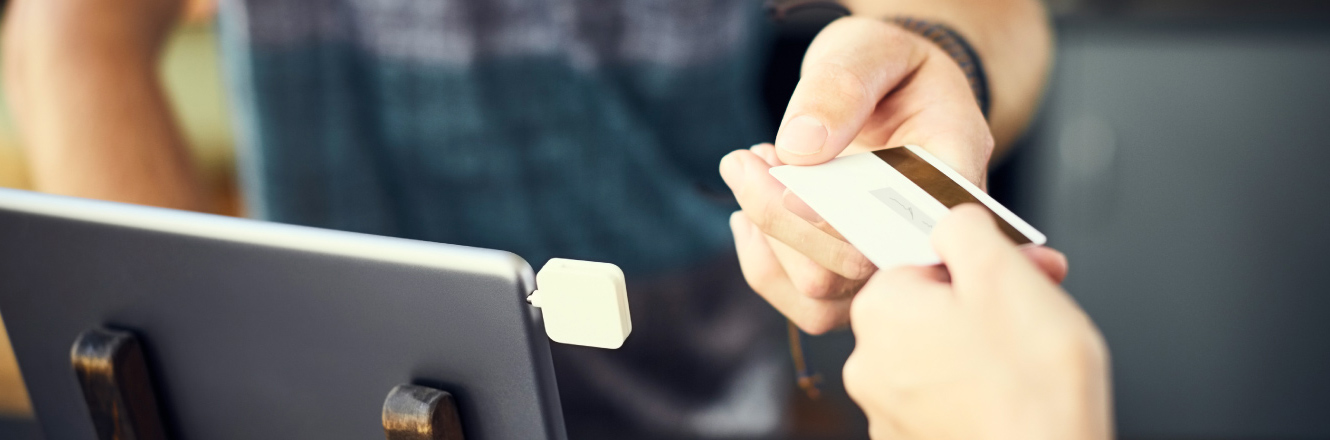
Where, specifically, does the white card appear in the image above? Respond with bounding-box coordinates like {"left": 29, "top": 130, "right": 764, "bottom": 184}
{"left": 769, "top": 145, "right": 1046, "bottom": 269}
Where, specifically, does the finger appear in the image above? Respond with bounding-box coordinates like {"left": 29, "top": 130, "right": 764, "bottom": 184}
{"left": 755, "top": 142, "right": 850, "bottom": 242}
{"left": 775, "top": 17, "right": 927, "bottom": 165}
{"left": 1020, "top": 246, "right": 1070, "bottom": 284}
{"left": 865, "top": 265, "right": 951, "bottom": 301}
{"left": 850, "top": 265, "right": 951, "bottom": 335}
{"left": 745, "top": 145, "right": 864, "bottom": 295}
{"left": 781, "top": 190, "right": 848, "bottom": 242}
{"left": 731, "top": 212, "right": 851, "bottom": 334}
{"left": 720, "top": 149, "right": 876, "bottom": 280}
{"left": 750, "top": 143, "right": 782, "bottom": 167}
{"left": 931, "top": 204, "right": 1039, "bottom": 297}
{"left": 767, "top": 234, "right": 865, "bottom": 300}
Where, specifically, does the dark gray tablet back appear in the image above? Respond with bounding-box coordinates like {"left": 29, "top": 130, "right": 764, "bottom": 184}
{"left": 0, "top": 188, "right": 566, "bottom": 440}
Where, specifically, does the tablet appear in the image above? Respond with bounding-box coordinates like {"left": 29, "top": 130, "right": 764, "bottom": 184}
{"left": 0, "top": 188, "right": 565, "bottom": 439}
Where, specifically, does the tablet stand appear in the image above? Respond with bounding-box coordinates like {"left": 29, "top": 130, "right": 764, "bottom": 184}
{"left": 382, "top": 384, "right": 465, "bottom": 440}
{"left": 69, "top": 328, "right": 469, "bottom": 440}
{"left": 70, "top": 328, "right": 169, "bottom": 440}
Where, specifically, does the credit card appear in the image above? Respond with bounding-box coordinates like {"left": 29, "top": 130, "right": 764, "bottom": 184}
{"left": 769, "top": 145, "right": 1046, "bottom": 269}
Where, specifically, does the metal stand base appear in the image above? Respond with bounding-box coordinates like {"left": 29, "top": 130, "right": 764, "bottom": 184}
{"left": 382, "top": 384, "right": 465, "bottom": 440}
{"left": 70, "top": 328, "right": 169, "bottom": 440}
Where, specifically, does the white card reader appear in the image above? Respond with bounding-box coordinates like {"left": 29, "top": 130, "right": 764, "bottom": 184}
{"left": 527, "top": 258, "right": 632, "bottom": 349}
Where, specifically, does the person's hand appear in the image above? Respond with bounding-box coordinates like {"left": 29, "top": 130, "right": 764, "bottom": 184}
{"left": 721, "top": 17, "right": 994, "bottom": 333}
{"left": 843, "top": 204, "right": 1113, "bottom": 440}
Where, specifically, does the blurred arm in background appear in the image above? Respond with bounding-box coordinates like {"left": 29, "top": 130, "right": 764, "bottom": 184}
{"left": 3, "top": 0, "right": 207, "bottom": 211}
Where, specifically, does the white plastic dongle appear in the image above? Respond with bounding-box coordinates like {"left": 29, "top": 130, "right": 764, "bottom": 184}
{"left": 528, "top": 258, "right": 632, "bottom": 349}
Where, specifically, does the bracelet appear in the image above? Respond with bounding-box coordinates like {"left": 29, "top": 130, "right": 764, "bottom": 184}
{"left": 765, "top": 1, "right": 993, "bottom": 118}
{"left": 889, "top": 17, "right": 993, "bottom": 118}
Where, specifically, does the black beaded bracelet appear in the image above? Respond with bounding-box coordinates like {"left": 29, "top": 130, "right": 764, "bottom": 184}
{"left": 889, "top": 17, "right": 992, "bottom": 118}
{"left": 766, "top": 1, "right": 994, "bottom": 118}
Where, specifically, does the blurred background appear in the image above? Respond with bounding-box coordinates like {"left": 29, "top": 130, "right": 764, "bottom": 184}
{"left": 2, "top": 0, "right": 1329, "bottom": 439}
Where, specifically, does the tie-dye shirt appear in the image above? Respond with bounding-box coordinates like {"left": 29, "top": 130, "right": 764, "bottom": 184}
{"left": 217, "top": 0, "right": 773, "bottom": 275}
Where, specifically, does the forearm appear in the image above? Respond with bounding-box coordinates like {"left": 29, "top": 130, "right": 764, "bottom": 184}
{"left": 3, "top": 0, "right": 206, "bottom": 211}
{"left": 842, "top": 0, "right": 1054, "bottom": 152}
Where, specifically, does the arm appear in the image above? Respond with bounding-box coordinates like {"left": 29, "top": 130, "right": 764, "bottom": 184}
{"left": 3, "top": 0, "right": 207, "bottom": 211}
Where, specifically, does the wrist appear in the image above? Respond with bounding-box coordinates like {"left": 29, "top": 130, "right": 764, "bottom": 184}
{"left": 886, "top": 17, "right": 992, "bottom": 119}
{"left": 765, "top": 2, "right": 992, "bottom": 118}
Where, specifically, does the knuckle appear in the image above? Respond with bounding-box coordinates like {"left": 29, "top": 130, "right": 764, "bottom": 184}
{"left": 966, "top": 133, "right": 997, "bottom": 176}
{"left": 809, "top": 60, "right": 871, "bottom": 105}
{"left": 976, "top": 131, "right": 997, "bottom": 160}
{"left": 837, "top": 251, "right": 878, "bottom": 280}
{"left": 755, "top": 199, "right": 789, "bottom": 234}
{"left": 829, "top": 16, "right": 911, "bottom": 46}
{"left": 794, "top": 309, "right": 842, "bottom": 335}
{"left": 791, "top": 269, "right": 839, "bottom": 299}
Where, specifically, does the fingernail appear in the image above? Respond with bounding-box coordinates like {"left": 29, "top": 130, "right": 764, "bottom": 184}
{"left": 1051, "top": 250, "right": 1069, "bottom": 274}
{"left": 776, "top": 115, "right": 826, "bottom": 156}
{"left": 719, "top": 153, "right": 747, "bottom": 192}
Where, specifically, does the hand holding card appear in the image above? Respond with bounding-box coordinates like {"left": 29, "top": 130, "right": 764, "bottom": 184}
{"left": 724, "top": 144, "right": 1052, "bottom": 334}
{"left": 770, "top": 145, "right": 1046, "bottom": 270}
{"left": 723, "top": 144, "right": 875, "bottom": 334}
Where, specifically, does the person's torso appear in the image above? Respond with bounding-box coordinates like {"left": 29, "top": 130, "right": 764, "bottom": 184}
{"left": 217, "top": 0, "right": 772, "bottom": 274}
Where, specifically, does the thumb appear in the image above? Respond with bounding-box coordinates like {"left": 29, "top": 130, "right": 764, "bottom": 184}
{"left": 775, "top": 17, "right": 927, "bottom": 165}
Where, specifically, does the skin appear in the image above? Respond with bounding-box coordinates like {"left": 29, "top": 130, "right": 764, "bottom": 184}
{"left": 721, "top": 1, "right": 1054, "bottom": 335}
{"left": 3, "top": 0, "right": 205, "bottom": 211}
{"left": 842, "top": 204, "right": 1112, "bottom": 440}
